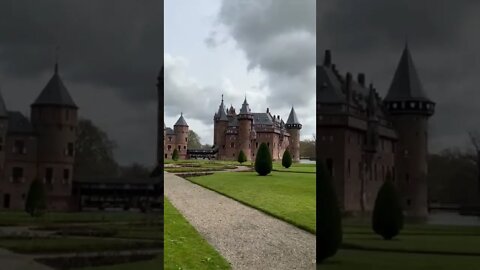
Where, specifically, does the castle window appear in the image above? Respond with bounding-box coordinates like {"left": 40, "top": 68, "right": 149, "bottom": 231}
{"left": 167, "top": 145, "right": 172, "bottom": 150}
{"left": 231, "top": 142, "right": 235, "bottom": 148}
{"left": 185, "top": 137, "right": 188, "bottom": 142}
{"left": 67, "top": 143, "right": 74, "bottom": 156}
{"left": 13, "top": 140, "right": 26, "bottom": 154}
{"left": 63, "top": 169, "right": 70, "bottom": 184}
{"left": 184, "top": 146, "right": 186, "bottom": 150}
{"left": 168, "top": 137, "right": 172, "bottom": 142}
{"left": 178, "top": 145, "right": 181, "bottom": 150}
{"left": 256, "top": 142, "right": 259, "bottom": 148}
{"left": 45, "top": 168, "right": 53, "bottom": 184}
{"left": 12, "top": 167, "right": 23, "bottom": 183}
{"left": 267, "top": 142, "right": 270, "bottom": 148}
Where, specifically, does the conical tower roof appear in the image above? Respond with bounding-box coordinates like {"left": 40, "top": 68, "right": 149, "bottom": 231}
{"left": 239, "top": 97, "right": 251, "bottom": 114}
{"left": 32, "top": 63, "right": 77, "bottom": 108}
{"left": 174, "top": 113, "right": 188, "bottom": 126}
{"left": 286, "top": 106, "right": 301, "bottom": 125}
{"left": 385, "top": 44, "right": 431, "bottom": 102}
{"left": 217, "top": 95, "right": 228, "bottom": 121}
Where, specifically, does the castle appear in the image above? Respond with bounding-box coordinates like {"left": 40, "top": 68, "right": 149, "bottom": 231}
{"left": 0, "top": 63, "right": 78, "bottom": 211}
{"left": 317, "top": 44, "right": 435, "bottom": 218}
{"left": 164, "top": 96, "right": 302, "bottom": 162}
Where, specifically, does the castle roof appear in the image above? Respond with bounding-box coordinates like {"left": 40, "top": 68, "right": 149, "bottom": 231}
{"left": 7, "top": 111, "right": 34, "bottom": 134}
{"left": 385, "top": 44, "right": 431, "bottom": 102}
{"left": 0, "top": 90, "right": 8, "bottom": 118}
{"left": 239, "top": 97, "right": 251, "bottom": 114}
{"left": 286, "top": 107, "right": 301, "bottom": 125}
{"left": 252, "top": 113, "right": 273, "bottom": 125}
{"left": 217, "top": 96, "right": 228, "bottom": 121}
{"left": 32, "top": 63, "right": 77, "bottom": 108}
{"left": 165, "top": 127, "right": 175, "bottom": 135}
{"left": 174, "top": 113, "right": 188, "bottom": 126}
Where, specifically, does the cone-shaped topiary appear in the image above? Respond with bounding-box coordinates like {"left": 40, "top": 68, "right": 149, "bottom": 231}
{"left": 255, "top": 143, "right": 272, "bottom": 176}
{"left": 172, "top": 149, "right": 179, "bottom": 161}
{"left": 238, "top": 150, "right": 247, "bottom": 164}
{"left": 25, "top": 178, "right": 47, "bottom": 217}
{"left": 282, "top": 149, "right": 292, "bottom": 168}
{"left": 372, "top": 171, "right": 404, "bottom": 240}
{"left": 317, "top": 161, "right": 342, "bottom": 263}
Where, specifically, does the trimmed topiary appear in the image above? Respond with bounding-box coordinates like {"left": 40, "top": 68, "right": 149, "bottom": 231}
{"left": 372, "top": 171, "right": 404, "bottom": 240}
{"left": 172, "top": 149, "right": 179, "bottom": 161}
{"left": 238, "top": 150, "right": 247, "bottom": 164}
{"left": 25, "top": 178, "right": 47, "bottom": 217}
{"left": 282, "top": 149, "right": 292, "bottom": 168}
{"left": 255, "top": 143, "right": 272, "bottom": 176}
{"left": 317, "top": 161, "right": 342, "bottom": 263}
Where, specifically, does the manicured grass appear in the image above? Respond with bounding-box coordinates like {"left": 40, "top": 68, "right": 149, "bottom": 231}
{"left": 188, "top": 171, "right": 316, "bottom": 233}
{"left": 0, "top": 237, "right": 162, "bottom": 254}
{"left": 164, "top": 198, "right": 230, "bottom": 269}
{"left": 79, "top": 256, "right": 162, "bottom": 270}
{"left": 321, "top": 249, "right": 480, "bottom": 270}
{"left": 0, "top": 211, "right": 155, "bottom": 226}
{"left": 272, "top": 162, "right": 316, "bottom": 173}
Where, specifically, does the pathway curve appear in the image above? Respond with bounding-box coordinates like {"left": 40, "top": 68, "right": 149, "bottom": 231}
{"left": 164, "top": 172, "right": 316, "bottom": 270}
{"left": 0, "top": 248, "right": 52, "bottom": 270}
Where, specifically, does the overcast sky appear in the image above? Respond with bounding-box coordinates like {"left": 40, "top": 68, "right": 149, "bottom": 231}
{"left": 165, "top": 0, "right": 316, "bottom": 146}
{"left": 318, "top": 0, "right": 480, "bottom": 153}
{"left": 0, "top": 1, "right": 163, "bottom": 166}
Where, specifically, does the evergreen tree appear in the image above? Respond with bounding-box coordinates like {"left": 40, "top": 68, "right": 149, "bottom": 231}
{"left": 372, "top": 171, "right": 404, "bottom": 240}
{"left": 255, "top": 143, "right": 272, "bottom": 176}
{"left": 238, "top": 150, "right": 247, "bottom": 164}
{"left": 282, "top": 149, "right": 292, "bottom": 168}
{"left": 172, "top": 149, "right": 179, "bottom": 161}
{"left": 25, "top": 179, "right": 47, "bottom": 217}
{"left": 317, "top": 161, "right": 342, "bottom": 263}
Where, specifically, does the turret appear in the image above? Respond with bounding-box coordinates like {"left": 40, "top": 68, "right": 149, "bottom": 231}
{"left": 174, "top": 113, "right": 189, "bottom": 159}
{"left": 31, "top": 62, "right": 78, "bottom": 210}
{"left": 384, "top": 44, "right": 435, "bottom": 218}
{"left": 285, "top": 106, "right": 302, "bottom": 162}
{"left": 238, "top": 97, "right": 253, "bottom": 160}
{"left": 214, "top": 95, "right": 228, "bottom": 149}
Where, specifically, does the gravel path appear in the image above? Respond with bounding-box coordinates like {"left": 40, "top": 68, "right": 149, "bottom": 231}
{"left": 0, "top": 248, "right": 52, "bottom": 270}
{"left": 165, "top": 172, "right": 316, "bottom": 270}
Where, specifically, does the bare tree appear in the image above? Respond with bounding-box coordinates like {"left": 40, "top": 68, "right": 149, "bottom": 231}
{"left": 468, "top": 130, "right": 480, "bottom": 196}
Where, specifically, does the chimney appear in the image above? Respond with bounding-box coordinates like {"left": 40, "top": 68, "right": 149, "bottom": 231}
{"left": 266, "top": 108, "right": 269, "bottom": 113}
{"left": 324, "top": 50, "right": 332, "bottom": 66}
{"left": 357, "top": 73, "right": 365, "bottom": 87}
{"left": 346, "top": 72, "right": 352, "bottom": 92}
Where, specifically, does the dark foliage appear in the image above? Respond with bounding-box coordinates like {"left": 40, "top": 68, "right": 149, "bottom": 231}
{"left": 254, "top": 143, "right": 272, "bottom": 176}
{"left": 238, "top": 150, "right": 247, "bottom": 164}
{"left": 25, "top": 179, "right": 47, "bottom": 217}
{"left": 282, "top": 149, "right": 292, "bottom": 168}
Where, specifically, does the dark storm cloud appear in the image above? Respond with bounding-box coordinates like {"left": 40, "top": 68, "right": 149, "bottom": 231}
{"left": 317, "top": 0, "right": 480, "bottom": 152}
{"left": 213, "top": 0, "right": 316, "bottom": 110}
{"left": 0, "top": 1, "right": 163, "bottom": 165}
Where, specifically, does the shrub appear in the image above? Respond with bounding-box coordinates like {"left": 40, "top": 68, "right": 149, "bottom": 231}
{"left": 317, "top": 161, "right": 342, "bottom": 263}
{"left": 254, "top": 143, "right": 272, "bottom": 176}
{"left": 172, "top": 149, "right": 179, "bottom": 161}
{"left": 25, "top": 178, "right": 47, "bottom": 217}
{"left": 372, "top": 171, "right": 404, "bottom": 240}
{"left": 238, "top": 150, "right": 247, "bottom": 164}
{"left": 282, "top": 149, "right": 292, "bottom": 168}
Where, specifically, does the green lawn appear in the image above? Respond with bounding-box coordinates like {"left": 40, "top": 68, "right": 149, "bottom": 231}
{"left": 0, "top": 211, "right": 155, "bottom": 226}
{"left": 321, "top": 249, "right": 480, "bottom": 270}
{"left": 321, "top": 221, "right": 480, "bottom": 269}
{"left": 272, "top": 162, "right": 316, "bottom": 173}
{"left": 188, "top": 171, "right": 316, "bottom": 233}
{"left": 0, "top": 237, "right": 161, "bottom": 254}
{"left": 164, "top": 198, "right": 230, "bottom": 270}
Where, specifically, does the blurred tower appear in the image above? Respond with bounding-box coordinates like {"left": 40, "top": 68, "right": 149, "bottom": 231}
{"left": 238, "top": 97, "right": 253, "bottom": 160}
{"left": 384, "top": 44, "right": 435, "bottom": 218}
{"left": 214, "top": 95, "right": 228, "bottom": 159}
{"left": 173, "top": 113, "right": 189, "bottom": 159}
{"left": 285, "top": 106, "right": 302, "bottom": 162}
{"left": 30, "top": 62, "right": 78, "bottom": 210}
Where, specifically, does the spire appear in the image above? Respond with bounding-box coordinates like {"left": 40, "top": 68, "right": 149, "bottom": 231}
{"left": 54, "top": 46, "right": 60, "bottom": 74}
{"left": 286, "top": 106, "right": 302, "bottom": 129}
{"left": 239, "top": 95, "right": 251, "bottom": 114}
{"left": 0, "top": 88, "right": 8, "bottom": 118}
{"left": 324, "top": 50, "right": 332, "bottom": 66}
{"left": 385, "top": 44, "right": 431, "bottom": 102}
{"left": 216, "top": 94, "right": 228, "bottom": 121}
{"left": 32, "top": 57, "right": 77, "bottom": 109}
{"left": 175, "top": 112, "right": 188, "bottom": 126}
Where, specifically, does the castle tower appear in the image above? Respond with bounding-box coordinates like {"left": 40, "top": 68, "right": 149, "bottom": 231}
{"left": 238, "top": 97, "right": 253, "bottom": 160}
{"left": 286, "top": 106, "right": 302, "bottom": 162}
{"left": 173, "top": 113, "right": 189, "bottom": 159}
{"left": 214, "top": 95, "right": 228, "bottom": 159}
{"left": 384, "top": 44, "right": 435, "bottom": 218}
{"left": 31, "top": 62, "right": 78, "bottom": 210}
{"left": 0, "top": 90, "right": 8, "bottom": 179}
